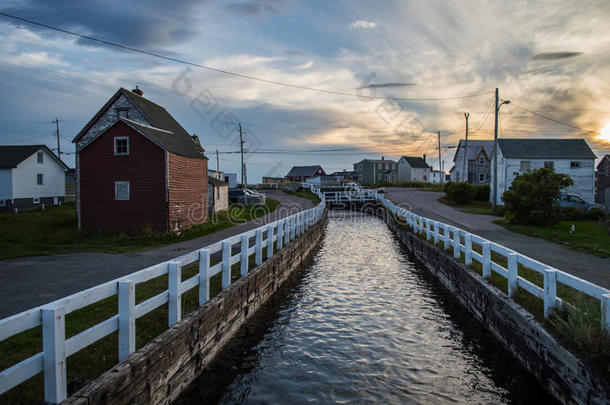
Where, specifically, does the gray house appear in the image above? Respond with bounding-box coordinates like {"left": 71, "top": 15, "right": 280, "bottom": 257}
{"left": 450, "top": 140, "right": 493, "bottom": 184}
{"left": 353, "top": 158, "right": 397, "bottom": 185}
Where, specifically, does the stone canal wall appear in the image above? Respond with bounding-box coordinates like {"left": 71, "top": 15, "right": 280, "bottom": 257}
{"left": 380, "top": 208, "right": 610, "bottom": 405}
{"left": 63, "top": 212, "right": 328, "bottom": 405}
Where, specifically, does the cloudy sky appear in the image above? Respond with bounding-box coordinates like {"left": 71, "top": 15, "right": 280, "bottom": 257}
{"left": 1, "top": 0, "right": 610, "bottom": 181}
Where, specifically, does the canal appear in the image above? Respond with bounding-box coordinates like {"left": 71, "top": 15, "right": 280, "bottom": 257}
{"left": 176, "top": 212, "right": 557, "bottom": 404}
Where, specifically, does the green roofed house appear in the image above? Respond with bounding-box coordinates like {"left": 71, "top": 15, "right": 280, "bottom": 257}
{"left": 353, "top": 157, "right": 397, "bottom": 185}
{"left": 491, "top": 138, "right": 597, "bottom": 205}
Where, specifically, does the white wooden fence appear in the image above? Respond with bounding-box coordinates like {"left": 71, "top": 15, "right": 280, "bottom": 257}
{"left": 0, "top": 193, "right": 326, "bottom": 403}
{"left": 376, "top": 193, "right": 610, "bottom": 329}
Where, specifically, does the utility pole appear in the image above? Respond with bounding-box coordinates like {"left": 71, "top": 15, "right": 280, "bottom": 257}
{"left": 239, "top": 123, "right": 245, "bottom": 187}
{"left": 54, "top": 117, "right": 61, "bottom": 158}
{"left": 492, "top": 88, "right": 499, "bottom": 211}
{"left": 216, "top": 149, "right": 219, "bottom": 172}
{"left": 437, "top": 131, "right": 442, "bottom": 184}
{"left": 463, "top": 113, "right": 469, "bottom": 183}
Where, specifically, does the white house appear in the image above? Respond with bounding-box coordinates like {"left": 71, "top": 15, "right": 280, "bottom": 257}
{"left": 430, "top": 170, "right": 445, "bottom": 184}
{"left": 207, "top": 176, "right": 229, "bottom": 212}
{"left": 397, "top": 155, "right": 431, "bottom": 182}
{"left": 490, "top": 138, "right": 597, "bottom": 205}
{"left": 0, "top": 145, "right": 69, "bottom": 211}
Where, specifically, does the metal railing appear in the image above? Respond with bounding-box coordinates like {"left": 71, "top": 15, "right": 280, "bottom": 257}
{"left": 0, "top": 194, "right": 326, "bottom": 403}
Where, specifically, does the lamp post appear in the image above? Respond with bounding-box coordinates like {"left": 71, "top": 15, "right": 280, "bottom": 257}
{"left": 492, "top": 88, "right": 510, "bottom": 211}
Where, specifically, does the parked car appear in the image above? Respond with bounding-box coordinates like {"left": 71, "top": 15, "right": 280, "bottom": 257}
{"left": 228, "top": 188, "right": 266, "bottom": 205}
{"left": 558, "top": 193, "right": 605, "bottom": 212}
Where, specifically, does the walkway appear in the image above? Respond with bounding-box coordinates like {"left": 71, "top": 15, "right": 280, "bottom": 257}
{"left": 384, "top": 187, "right": 610, "bottom": 289}
{"left": 0, "top": 191, "right": 313, "bottom": 318}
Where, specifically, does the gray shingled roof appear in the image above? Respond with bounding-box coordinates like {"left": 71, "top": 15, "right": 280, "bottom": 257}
{"left": 0, "top": 145, "right": 68, "bottom": 169}
{"left": 498, "top": 138, "right": 596, "bottom": 159}
{"left": 121, "top": 118, "right": 204, "bottom": 159}
{"left": 354, "top": 158, "right": 397, "bottom": 165}
{"left": 453, "top": 140, "right": 493, "bottom": 161}
{"left": 286, "top": 165, "right": 323, "bottom": 177}
{"left": 400, "top": 156, "right": 430, "bottom": 169}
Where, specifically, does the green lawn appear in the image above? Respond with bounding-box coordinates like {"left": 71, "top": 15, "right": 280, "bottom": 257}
{"left": 0, "top": 199, "right": 280, "bottom": 260}
{"left": 494, "top": 219, "right": 610, "bottom": 258}
{"left": 282, "top": 189, "right": 321, "bottom": 205}
{"left": 438, "top": 196, "right": 501, "bottom": 216}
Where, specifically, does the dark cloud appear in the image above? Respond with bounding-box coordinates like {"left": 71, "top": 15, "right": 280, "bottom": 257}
{"left": 531, "top": 52, "right": 583, "bottom": 61}
{"left": 357, "top": 82, "right": 416, "bottom": 89}
{"left": 2, "top": 0, "right": 208, "bottom": 48}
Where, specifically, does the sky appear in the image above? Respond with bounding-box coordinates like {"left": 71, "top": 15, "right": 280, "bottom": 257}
{"left": 1, "top": 0, "right": 610, "bottom": 182}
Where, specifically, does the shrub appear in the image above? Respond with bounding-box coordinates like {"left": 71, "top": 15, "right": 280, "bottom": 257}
{"left": 445, "top": 182, "right": 474, "bottom": 204}
{"left": 443, "top": 181, "right": 454, "bottom": 194}
{"left": 472, "top": 185, "right": 490, "bottom": 201}
{"left": 560, "top": 207, "right": 585, "bottom": 221}
{"left": 585, "top": 208, "right": 607, "bottom": 221}
{"left": 501, "top": 168, "right": 573, "bottom": 226}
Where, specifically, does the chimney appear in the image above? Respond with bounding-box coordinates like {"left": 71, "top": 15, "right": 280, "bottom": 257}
{"left": 381, "top": 156, "right": 385, "bottom": 160}
{"left": 423, "top": 153, "right": 426, "bottom": 162}
{"left": 132, "top": 85, "right": 143, "bottom": 96}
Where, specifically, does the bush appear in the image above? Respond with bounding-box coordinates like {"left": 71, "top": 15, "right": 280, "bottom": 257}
{"left": 585, "top": 208, "right": 607, "bottom": 221}
{"left": 445, "top": 182, "right": 474, "bottom": 204}
{"left": 472, "top": 185, "right": 490, "bottom": 201}
{"left": 560, "top": 207, "right": 585, "bottom": 221}
{"left": 501, "top": 168, "right": 573, "bottom": 226}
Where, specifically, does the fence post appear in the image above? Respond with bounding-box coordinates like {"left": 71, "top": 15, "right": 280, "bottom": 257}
{"left": 426, "top": 219, "right": 431, "bottom": 241}
{"left": 433, "top": 222, "right": 439, "bottom": 245}
{"left": 284, "top": 219, "right": 290, "bottom": 244}
{"left": 255, "top": 229, "right": 263, "bottom": 265}
{"left": 543, "top": 268, "right": 557, "bottom": 318}
{"left": 42, "top": 304, "right": 67, "bottom": 404}
{"left": 267, "top": 225, "right": 274, "bottom": 259}
{"left": 443, "top": 224, "right": 449, "bottom": 250}
{"left": 465, "top": 233, "right": 472, "bottom": 265}
{"left": 453, "top": 228, "right": 460, "bottom": 259}
{"left": 240, "top": 234, "right": 249, "bottom": 276}
{"left": 277, "top": 221, "right": 283, "bottom": 249}
{"left": 168, "top": 261, "right": 181, "bottom": 327}
{"left": 118, "top": 280, "right": 135, "bottom": 362}
{"left": 222, "top": 241, "right": 232, "bottom": 288}
{"left": 602, "top": 294, "right": 610, "bottom": 331}
{"left": 199, "top": 249, "right": 210, "bottom": 305}
{"left": 508, "top": 253, "right": 518, "bottom": 297}
{"left": 482, "top": 242, "right": 491, "bottom": 278}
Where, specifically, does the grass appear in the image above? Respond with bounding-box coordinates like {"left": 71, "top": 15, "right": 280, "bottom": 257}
{"left": 281, "top": 190, "right": 321, "bottom": 205}
{"left": 0, "top": 241, "right": 278, "bottom": 404}
{"left": 494, "top": 219, "right": 610, "bottom": 258}
{"left": 0, "top": 200, "right": 280, "bottom": 260}
{"left": 438, "top": 196, "right": 502, "bottom": 216}
{"left": 398, "top": 212, "right": 610, "bottom": 382}
{"left": 361, "top": 181, "right": 445, "bottom": 192}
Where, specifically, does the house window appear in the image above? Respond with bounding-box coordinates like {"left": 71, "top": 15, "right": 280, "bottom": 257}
{"left": 0, "top": 200, "right": 5, "bottom": 207}
{"left": 544, "top": 161, "right": 554, "bottom": 169}
{"left": 520, "top": 161, "right": 531, "bottom": 171}
{"left": 115, "top": 181, "right": 130, "bottom": 200}
{"left": 570, "top": 161, "right": 581, "bottom": 169}
{"left": 33, "top": 197, "right": 40, "bottom": 204}
{"left": 377, "top": 173, "right": 382, "bottom": 180}
{"left": 116, "top": 108, "right": 130, "bottom": 119}
{"left": 37, "top": 173, "right": 43, "bottom": 185}
{"left": 478, "top": 155, "right": 485, "bottom": 165}
{"left": 37, "top": 151, "right": 43, "bottom": 164}
{"left": 479, "top": 173, "right": 485, "bottom": 183}
{"left": 114, "top": 137, "right": 129, "bottom": 156}
{"left": 378, "top": 163, "right": 382, "bottom": 169}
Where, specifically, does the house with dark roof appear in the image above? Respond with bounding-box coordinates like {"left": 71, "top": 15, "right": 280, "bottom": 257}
{"left": 285, "top": 165, "right": 325, "bottom": 182}
{"left": 491, "top": 138, "right": 597, "bottom": 205}
{"left": 0, "top": 145, "right": 69, "bottom": 211}
{"left": 73, "top": 86, "right": 209, "bottom": 232}
{"left": 397, "top": 155, "right": 430, "bottom": 183}
{"left": 595, "top": 155, "right": 610, "bottom": 207}
{"left": 450, "top": 140, "right": 493, "bottom": 184}
{"left": 353, "top": 157, "right": 397, "bottom": 184}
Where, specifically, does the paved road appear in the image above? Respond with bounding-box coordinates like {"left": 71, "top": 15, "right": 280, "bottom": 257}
{"left": 0, "top": 191, "right": 313, "bottom": 318}
{"left": 384, "top": 187, "right": 610, "bottom": 289}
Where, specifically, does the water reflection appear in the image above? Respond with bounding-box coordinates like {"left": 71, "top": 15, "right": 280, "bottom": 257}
{"left": 176, "top": 212, "right": 557, "bottom": 404}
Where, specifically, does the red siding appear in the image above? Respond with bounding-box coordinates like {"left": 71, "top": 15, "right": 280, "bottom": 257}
{"left": 79, "top": 121, "right": 168, "bottom": 232}
{"left": 168, "top": 152, "right": 208, "bottom": 231}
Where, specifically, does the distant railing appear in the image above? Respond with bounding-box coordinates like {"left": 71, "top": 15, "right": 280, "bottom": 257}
{"left": 0, "top": 192, "right": 326, "bottom": 403}
{"left": 376, "top": 193, "right": 610, "bottom": 330}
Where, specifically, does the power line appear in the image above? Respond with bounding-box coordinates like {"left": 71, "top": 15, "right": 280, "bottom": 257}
{"left": 0, "top": 11, "right": 493, "bottom": 102}
{"left": 510, "top": 103, "right": 601, "bottom": 136}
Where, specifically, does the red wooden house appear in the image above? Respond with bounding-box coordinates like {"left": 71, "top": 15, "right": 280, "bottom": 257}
{"left": 73, "top": 87, "right": 208, "bottom": 232}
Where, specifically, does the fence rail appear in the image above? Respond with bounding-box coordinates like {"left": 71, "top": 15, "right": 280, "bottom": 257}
{"left": 0, "top": 191, "right": 326, "bottom": 403}
{"left": 377, "top": 193, "right": 610, "bottom": 328}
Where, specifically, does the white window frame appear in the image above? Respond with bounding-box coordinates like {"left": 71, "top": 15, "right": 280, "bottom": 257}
{"left": 115, "top": 181, "right": 130, "bottom": 201}
{"left": 520, "top": 161, "right": 531, "bottom": 172}
{"left": 114, "top": 137, "right": 130, "bottom": 156}
{"left": 37, "top": 151, "right": 44, "bottom": 164}
{"left": 479, "top": 173, "right": 485, "bottom": 183}
{"left": 544, "top": 161, "right": 554, "bottom": 169}
{"left": 36, "top": 173, "right": 43, "bottom": 185}
{"left": 478, "top": 155, "right": 485, "bottom": 165}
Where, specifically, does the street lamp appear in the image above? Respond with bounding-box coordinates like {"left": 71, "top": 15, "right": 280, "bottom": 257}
{"left": 492, "top": 89, "right": 510, "bottom": 211}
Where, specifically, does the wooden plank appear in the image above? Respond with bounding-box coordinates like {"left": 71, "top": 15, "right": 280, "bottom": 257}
{"left": 0, "top": 352, "right": 43, "bottom": 395}
{"left": 42, "top": 305, "right": 66, "bottom": 403}
{"left": 118, "top": 280, "right": 135, "bottom": 361}
{"left": 134, "top": 291, "right": 168, "bottom": 319}
{"left": 66, "top": 316, "right": 119, "bottom": 358}
{"left": 0, "top": 308, "right": 41, "bottom": 341}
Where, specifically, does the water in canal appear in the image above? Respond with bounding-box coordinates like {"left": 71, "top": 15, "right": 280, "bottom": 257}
{"left": 176, "top": 212, "right": 557, "bottom": 404}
